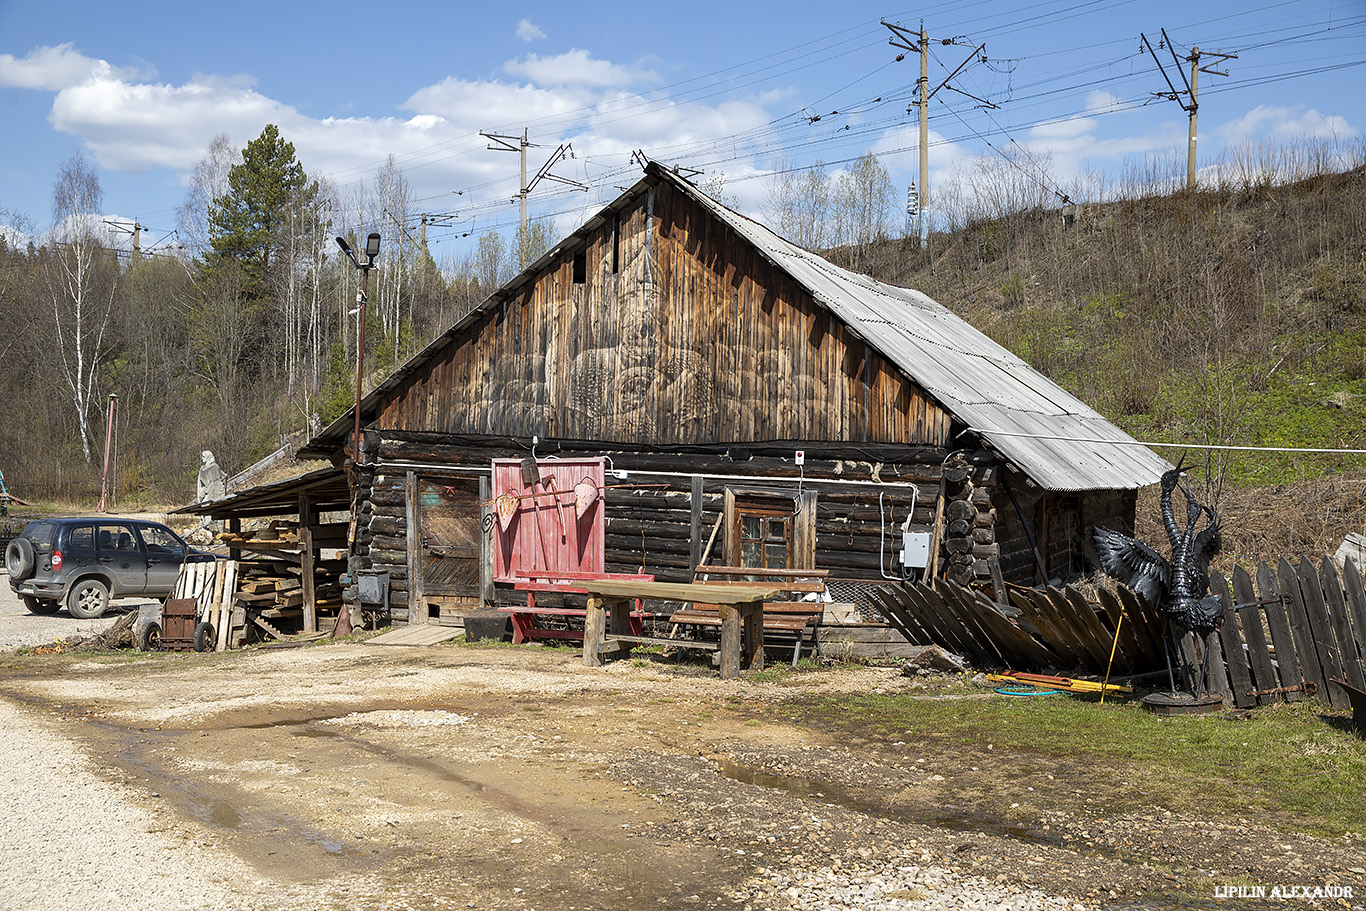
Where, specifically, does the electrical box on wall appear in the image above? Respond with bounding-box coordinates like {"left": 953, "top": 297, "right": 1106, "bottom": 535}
{"left": 901, "top": 532, "right": 932, "bottom": 569}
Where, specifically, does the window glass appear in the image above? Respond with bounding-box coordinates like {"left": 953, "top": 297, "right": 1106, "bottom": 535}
{"left": 67, "top": 525, "right": 94, "bottom": 550}
{"left": 736, "top": 504, "right": 791, "bottom": 572}
{"left": 23, "top": 521, "right": 57, "bottom": 550}
{"left": 139, "top": 525, "right": 184, "bottom": 555}
{"left": 98, "top": 525, "right": 138, "bottom": 551}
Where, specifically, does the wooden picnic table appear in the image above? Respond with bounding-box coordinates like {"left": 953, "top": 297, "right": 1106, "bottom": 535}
{"left": 575, "top": 579, "right": 781, "bottom": 679}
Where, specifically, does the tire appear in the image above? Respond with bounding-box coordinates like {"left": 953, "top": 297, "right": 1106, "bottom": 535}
{"left": 192, "top": 620, "right": 216, "bottom": 653}
{"left": 136, "top": 621, "right": 162, "bottom": 652}
{"left": 66, "top": 578, "right": 110, "bottom": 619}
{"left": 23, "top": 596, "right": 59, "bottom": 616}
{"left": 5, "top": 538, "right": 34, "bottom": 580}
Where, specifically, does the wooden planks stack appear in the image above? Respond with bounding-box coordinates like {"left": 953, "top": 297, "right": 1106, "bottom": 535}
{"left": 171, "top": 559, "right": 240, "bottom": 651}
{"left": 233, "top": 560, "right": 344, "bottom": 638}
{"left": 217, "top": 519, "right": 348, "bottom": 637}
{"left": 216, "top": 520, "right": 300, "bottom": 555}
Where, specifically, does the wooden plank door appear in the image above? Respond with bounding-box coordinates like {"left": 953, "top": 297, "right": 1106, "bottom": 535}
{"left": 418, "top": 478, "right": 482, "bottom": 597}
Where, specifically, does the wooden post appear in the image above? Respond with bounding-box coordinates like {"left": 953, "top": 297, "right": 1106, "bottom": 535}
{"left": 719, "top": 603, "right": 742, "bottom": 678}
{"left": 405, "top": 472, "right": 423, "bottom": 625}
{"left": 583, "top": 594, "right": 607, "bottom": 667}
{"left": 608, "top": 595, "right": 633, "bottom": 660}
{"left": 740, "top": 600, "right": 764, "bottom": 672}
{"left": 227, "top": 517, "right": 241, "bottom": 562}
{"left": 690, "top": 475, "right": 704, "bottom": 581}
{"left": 926, "top": 474, "right": 947, "bottom": 587}
{"left": 480, "top": 475, "right": 494, "bottom": 608}
{"left": 299, "top": 492, "right": 317, "bottom": 634}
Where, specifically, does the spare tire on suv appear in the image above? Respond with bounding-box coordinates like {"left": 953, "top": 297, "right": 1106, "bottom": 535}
{"left": 5, "top": 538, "right": 34, "bottom": 580}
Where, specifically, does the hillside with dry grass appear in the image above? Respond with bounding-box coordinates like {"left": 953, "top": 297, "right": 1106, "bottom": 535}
{"left": 846, "top": 151, "right": 1366, "bottom": 563}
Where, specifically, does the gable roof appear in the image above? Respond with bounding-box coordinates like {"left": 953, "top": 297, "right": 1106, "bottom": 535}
{"left": 303, "top": 161, "right": 1169, "bottom": 492}
{"left": 650, "top": 166, "right": 1170, "bottom": 491}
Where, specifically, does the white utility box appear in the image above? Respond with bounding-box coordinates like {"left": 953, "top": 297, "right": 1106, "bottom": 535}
{"left": 901, "top": 531, "right": 932, "bottom": 569}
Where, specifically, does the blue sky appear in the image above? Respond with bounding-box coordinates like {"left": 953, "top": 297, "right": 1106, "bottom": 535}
{"left": 1, "top": 0, "right": 1362, "bottom": 259}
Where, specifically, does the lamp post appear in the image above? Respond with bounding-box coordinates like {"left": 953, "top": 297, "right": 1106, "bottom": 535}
{"left": 335, "top": 232, "right": 380, "bottom": 637}
{"left": 336, "top": 232, "right": 381, "bottom": 470}
{"left": 98, "top": 393, "right": 118, "bottom": 513}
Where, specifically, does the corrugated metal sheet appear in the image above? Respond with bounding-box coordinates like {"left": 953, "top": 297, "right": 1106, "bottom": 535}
{"left": 655, "top": 167, "right": 1171, "bottom": 492}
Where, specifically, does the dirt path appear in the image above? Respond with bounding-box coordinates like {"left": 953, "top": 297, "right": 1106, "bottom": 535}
{"left": 0, "top": 634, "right": 1362, "bottom": 911}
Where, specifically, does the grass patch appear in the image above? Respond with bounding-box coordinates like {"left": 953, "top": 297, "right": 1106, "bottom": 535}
{"left": 778, "top": 687, "right": 1366, "bottom": 837}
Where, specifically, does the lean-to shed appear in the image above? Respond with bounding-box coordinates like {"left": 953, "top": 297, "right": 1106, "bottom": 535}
{"left": 299, "top": 161, "right": 1170, "bottom": 624}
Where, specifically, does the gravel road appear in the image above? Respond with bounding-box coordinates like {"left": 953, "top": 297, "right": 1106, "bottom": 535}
{"left": 0, "top": 575, "right": 262, "bottom": 911}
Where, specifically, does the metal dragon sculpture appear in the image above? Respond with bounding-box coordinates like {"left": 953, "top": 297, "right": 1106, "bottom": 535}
{"left": 1092, "top": 458, "right": 1224, "bottom": 697}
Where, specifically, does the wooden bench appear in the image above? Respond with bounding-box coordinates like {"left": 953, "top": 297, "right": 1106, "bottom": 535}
{"left": 504, "top": 571, "right": 653, "bottom": 645}
{"left": 670, "top": 566, "right": 830, "bottom": 667}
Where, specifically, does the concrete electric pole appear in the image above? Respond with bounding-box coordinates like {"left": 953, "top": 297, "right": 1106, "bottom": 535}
{"left": 1142, "top": 29, "right": 1236, "bottom": 192}
{"left": 883, "top": 20, "right": 985, "bottom": 252}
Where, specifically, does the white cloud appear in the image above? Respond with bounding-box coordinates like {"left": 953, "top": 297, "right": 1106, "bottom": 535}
{"left": 50, "top": 73, "right": 291, "bottom": 172}
{"left": 0, "top": 44, "right": 148, "bottom": 91}
{"left": 516, "top": 19, "right": 546, "bottom": 42}
{"left": 503, "top": 50, "right": 657, "bottom": 89}
{"left": 13, "top": 39, "right": 799, "bottom": 237}
{"left": 1216, "top": 104, "right": 1358, "bottom": 143}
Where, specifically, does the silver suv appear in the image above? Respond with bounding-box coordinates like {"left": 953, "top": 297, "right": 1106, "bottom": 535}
{"left": 5, "top": 518, "right": 211, "bottom": 618}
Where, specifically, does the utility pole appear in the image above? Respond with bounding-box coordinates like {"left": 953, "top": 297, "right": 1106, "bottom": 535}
{"left": 483, "top": 129, "right": 530, "bottom": 238}
{"left": 884, "top": 20, "right": 985, "bottom": 252}
{"left": 482, "top": 131, "right": 587, "bottom": 265}
{"left": 102, "top": 219, "right": 142, "bottom": 260}
{"left": 1142, "top": 29, "right": 1235, "bottom": 192}
{"left": 918, "top": 21, "right": 929, "bottom": 251}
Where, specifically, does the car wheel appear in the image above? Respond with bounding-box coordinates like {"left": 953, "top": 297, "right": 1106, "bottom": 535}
{"left": 136, "top": 621, "right": 162, "bottom": 652}
{"left": 67, "top": 579, "right": 110, "bottom": 619}
{"left": 193, "top": 620, "right": 216, "bottom": 653}
{"left": 5, "top": 538, "right": 34, "bottom": 580}
{"left": 23, "top": 596, "right": 59, "bottom": 616}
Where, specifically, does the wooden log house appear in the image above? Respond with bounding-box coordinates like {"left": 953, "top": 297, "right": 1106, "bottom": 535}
{"left": 297, "top": 161, "right": 1171, "bottom": 626}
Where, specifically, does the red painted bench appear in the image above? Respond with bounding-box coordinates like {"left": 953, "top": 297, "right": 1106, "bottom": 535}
{"left": 504, "top": 571, "right": 654, "bottom": 645}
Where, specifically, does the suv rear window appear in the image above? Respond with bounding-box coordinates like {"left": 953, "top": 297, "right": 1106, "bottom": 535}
{"left": 22, "top": 521, "right": 56, "bottom": 551}
{"left": 68, "top": 525, "right": 95, "bottom": 550}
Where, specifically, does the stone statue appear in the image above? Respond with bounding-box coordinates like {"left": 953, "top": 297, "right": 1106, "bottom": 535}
{"left": 197, "top": 451, "right": 226, "bottom": 504}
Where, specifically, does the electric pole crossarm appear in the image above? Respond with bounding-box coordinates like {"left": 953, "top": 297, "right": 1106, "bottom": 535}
{"left": 481, "top": 132, "right": 524, "bottom": 153}
{"left": 1142, "top": 32, "right": 1189, "bottom": 109}
{"left": 926, "top": 43, "right": 986, "bottom": 102}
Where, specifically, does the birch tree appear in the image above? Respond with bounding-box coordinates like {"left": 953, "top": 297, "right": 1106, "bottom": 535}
{"left": 45, "top": 152, "right": 117, "bottom": 465}
{"left": 176, "top": 134, "right": 237, "bottom": 255}
{"left": 764, "top": 159, "right": 831, "bottom": 251}
{"left": 832, "top": 153, "right": 894, "bottom": 271}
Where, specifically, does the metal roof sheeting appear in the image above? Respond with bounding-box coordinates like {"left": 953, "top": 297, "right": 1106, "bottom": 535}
{"left": 656, "top": 167, "right": 1171, "bottom": 492}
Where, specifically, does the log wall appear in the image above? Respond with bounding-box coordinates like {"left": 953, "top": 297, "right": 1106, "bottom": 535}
{"left": 351, "top": 434, "right": 962, "bottom": 612}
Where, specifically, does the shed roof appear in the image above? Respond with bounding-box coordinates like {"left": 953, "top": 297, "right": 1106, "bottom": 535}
{"left": 303, "top": 162, "right": 1169, "bottom": 492}
{"left": 171, "top": 465, "right": 350, "bottom": 520}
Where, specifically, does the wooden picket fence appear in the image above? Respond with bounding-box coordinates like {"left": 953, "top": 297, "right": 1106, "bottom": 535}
{"left": 1206, "top": 557, "right": 1366, "bottom": 711}
{"left": 866, "top": 555, "right": 1366, "bottom": 711}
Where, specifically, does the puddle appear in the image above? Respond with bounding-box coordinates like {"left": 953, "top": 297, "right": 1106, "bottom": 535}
{"left": 188, "top": 795, "right": 242, "bottom": 829}
{"left": 717, "top": 758, "right": 1067, "bottom": 849}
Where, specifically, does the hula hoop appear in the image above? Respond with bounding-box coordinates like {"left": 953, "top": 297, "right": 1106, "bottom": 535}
{"left": 994, "top": 683, "right": 1060, "bottom": 696}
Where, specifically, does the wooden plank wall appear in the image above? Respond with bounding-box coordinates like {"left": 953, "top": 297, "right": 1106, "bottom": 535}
{"left": 364, "top": 431, "right": 960, "bottom": 602}
{"left": 868, "top": 581, "right": 1168, "bottom": 675}
{"left": 373, "top": 180, "right": 954, "bottom": 449}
